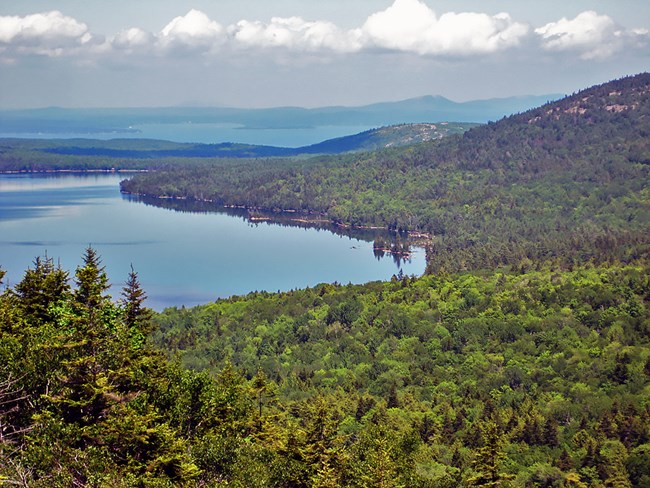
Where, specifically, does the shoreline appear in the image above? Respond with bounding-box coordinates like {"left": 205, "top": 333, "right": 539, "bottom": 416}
{"left": 123, "top": 190, "right": 432, "bottom": 245}
{"left": 0, "top": 169, "right": 148, "bottom": 175}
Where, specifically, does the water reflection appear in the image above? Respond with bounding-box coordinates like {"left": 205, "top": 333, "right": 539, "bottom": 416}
{"left": 122, "top": 193, "right": 417, "bottom": 267}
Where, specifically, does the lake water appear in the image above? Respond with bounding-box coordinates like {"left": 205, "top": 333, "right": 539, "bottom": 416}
{"left": 0, "top": 123, "right": 378, "bottom": 147}
{"left": 0, "top": 173, "right": 425, "bottom": 310}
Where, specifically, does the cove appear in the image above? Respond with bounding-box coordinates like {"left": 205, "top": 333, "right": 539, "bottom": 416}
{"left": 0, "top": 173, "right": 425, "bottom": 310}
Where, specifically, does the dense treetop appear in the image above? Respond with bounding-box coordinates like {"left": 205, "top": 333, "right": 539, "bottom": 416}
{"left": 2, "top": 252, "right": 649, "bottom": 486}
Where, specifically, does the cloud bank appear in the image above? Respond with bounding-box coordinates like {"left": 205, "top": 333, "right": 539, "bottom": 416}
{"left": 0, "top": 0, "right": 647, "bottom": 62}
{"left": 535, "top": 11, "right": 621, "bottom": 60}
{"left": 230, "top": 16, "right": 361, "bottom": 52}
{"left": 0, "top": 10, "right": 94, "bottom": 57}
{"left": 359, "top": 0, "right": 529, "bottom": 55}
{"left": 158, "top": 9, "right": 225, "bottom": 54}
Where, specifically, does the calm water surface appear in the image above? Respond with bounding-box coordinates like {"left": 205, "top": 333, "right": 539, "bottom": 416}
{"left": 0, "top": 124, "right": 377, "bottom": 147}
{"left": 0, "top": 174, "right": 425, "bottom": 310}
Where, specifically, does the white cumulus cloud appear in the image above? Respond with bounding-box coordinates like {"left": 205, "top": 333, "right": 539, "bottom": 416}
{"left": 0, "top": 10, "right": 93, "bottom": 56}
{"left": 629, "top": 28, "right": 650, "bottom": 51}
{"left": 535, "top": 11, "right": 622, "bottom": 59}
{"left": 359, "top": 0, "right": 437, "bottom": 51}
{"left": 158, "top": 9, "right": 225, "bottom": 53}
{"left": 358, "top": 0, "right": 529, "bottom": 55}
{"left": 230, "top": 16, "right": 361, "bottom": 52}
{"left": 112, "top": 27, "right": 154, "bottom": 53}
{"left": 1, "top": 4, "right": 648, "bottom": 65}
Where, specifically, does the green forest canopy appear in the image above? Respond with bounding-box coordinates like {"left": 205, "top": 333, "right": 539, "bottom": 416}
{"left": 1, "top": 252, "right": 649, "bottom": 486}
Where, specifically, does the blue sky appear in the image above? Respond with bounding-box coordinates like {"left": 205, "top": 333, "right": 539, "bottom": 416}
{"left": 1, "top": 0, "right": 648, "bottom": 108}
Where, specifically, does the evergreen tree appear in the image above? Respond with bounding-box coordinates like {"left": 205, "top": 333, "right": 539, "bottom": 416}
{"left": 543, "top": 417, "right": 560, "bottom": 448}
{"left": 356, "top": 394, "right": 376, "bottom": 421}
{"left": 467, "top": 420, "right": 512, "bottom": 487}
{"left": 11, "top": 251, "right": 202, "bottom": 485}
{"left": 252, "top": 367, "right": 269, "bottom": 419}
{"left": 386, "top": 383, "right": 400, "bottom": 409}
{"left": 626, "top": 443, "right": 650, "bottom": 488}
{"left": 311, "top": 456, "right": 340, "bottom": 488}
{"left": 15, "top": 255, "right": 69, "bottom": 325}
{"left": 73, "top": 246, "right": 110, "bottom": 323}
{"left": 597, "top": 440, "right": 632, "bottom": 488}
{"left": 249, "top": 368, "right": 279, "bottom": 424}
{"left": 354, "top": 435, "right": 403, "bottom": 488}
{"left": 556, "top": 448, "right": 574, "bottom": 472}
{"left": 52, "top": 248, "right": 117, "bottom": 427}
{"left": 611, "top": 353, "right": 631, "bottom": 385}
{"left": 120, "top": 265, "right": 152, "bottom": 347}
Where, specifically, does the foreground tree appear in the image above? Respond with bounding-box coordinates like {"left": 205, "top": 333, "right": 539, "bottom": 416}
{"left": 0, "top": 250, "right": 201, "bottom": 486}
{"left": 121, "top": 264, "right": 153, "bottom": 348}
{"left": 14, "top": 255, "right": 69, "bottom": 325}
{"left": 73, "top": 246, "right": 110, "bottom": 323}
{"left": 466, "top": 420, "right": 513, "bottom": 487}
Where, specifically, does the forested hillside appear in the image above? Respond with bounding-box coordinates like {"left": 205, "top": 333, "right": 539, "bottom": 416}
{"left": 153, "top": 260, "right": 650, "bottom": 487}
{"left": 0, "top": 123, "right": 474, "bottom": 171}
{"left": 2, "top": 253, "right": 649, "bottom": 486}
{"left": 121, "top": 73, "right": 650, "bottom": 273}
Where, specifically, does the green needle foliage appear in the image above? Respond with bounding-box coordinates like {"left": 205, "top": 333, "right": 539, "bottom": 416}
{"left": 1, "top": 250, "right": 201, "bottom": 486}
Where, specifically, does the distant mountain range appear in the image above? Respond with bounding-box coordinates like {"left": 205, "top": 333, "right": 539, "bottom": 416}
{"left": 25, "top": 122, "right": 475, "bottom": 159}
{"left": 0, "top": 94, "right": 561, "bottom": 136}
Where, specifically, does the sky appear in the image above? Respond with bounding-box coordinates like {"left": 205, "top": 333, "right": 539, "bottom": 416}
{"left": 0, "top": 0, "right": 648, "bottom": 108}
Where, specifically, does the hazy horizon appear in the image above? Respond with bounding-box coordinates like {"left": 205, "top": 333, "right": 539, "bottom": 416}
{"left": 0, "top": 91, "right": 567, "bottom": 111}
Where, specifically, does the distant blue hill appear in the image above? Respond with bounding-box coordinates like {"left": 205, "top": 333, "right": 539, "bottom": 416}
{"left": 0, "top": 94, "right": 562, "bottom": 136}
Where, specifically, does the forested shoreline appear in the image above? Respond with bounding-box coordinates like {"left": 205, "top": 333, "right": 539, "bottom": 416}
{"left": 120, "top": 74, "right": 650, "bottom": 274}
{"left": 0, "top": 123, "right": 474, "bottom": 174}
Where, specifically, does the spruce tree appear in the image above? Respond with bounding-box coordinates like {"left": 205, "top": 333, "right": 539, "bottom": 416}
{"left": 612, "top": 352, "right": 631, "bottom": 385}
{"left": 15, "top": 255, "right": 69, "bottom": 325}
{"left": 597, "top": 440, "right": 632, "bottom": 488}
{"left": 70, "top": 247, "right": 113, "bottom": 363}
{"left": 120, "top": 265, "right": 152, "bottom": 347}
{"left": 73, "top": 246, "right": 110, "bottom": 320}
{"left": 54, "top": 247, "right": 114, "bottom": 426}
{"left": 467, "top": 420, "right": 513, "bottom": 487}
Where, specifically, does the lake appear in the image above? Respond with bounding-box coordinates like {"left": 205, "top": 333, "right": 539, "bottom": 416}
{"left": 0, "top": 123, "right": 378, "bottom": 147}
{"left": 0, "top": 173, "right": 425, "bottom": 310}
